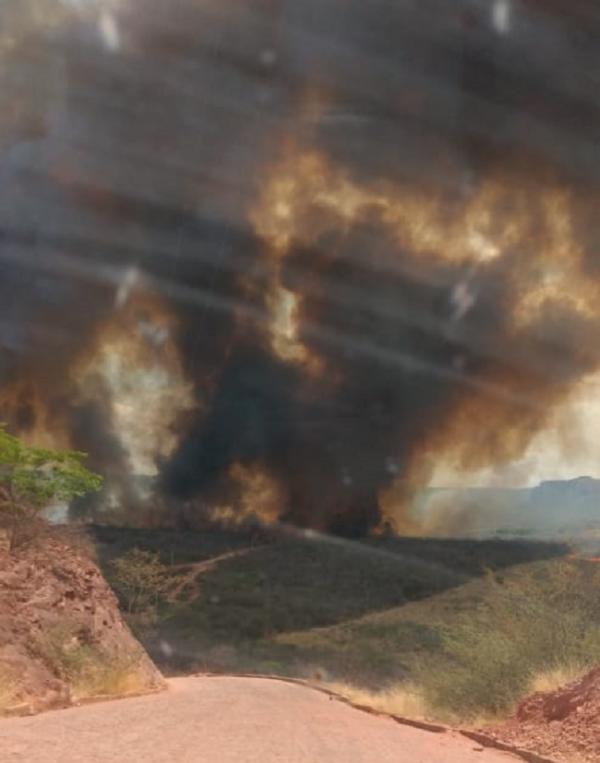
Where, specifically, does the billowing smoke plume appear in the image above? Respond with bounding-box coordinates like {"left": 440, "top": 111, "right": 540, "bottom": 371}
{"left": 2, "top": 0, "right": 600, "bottom": 535}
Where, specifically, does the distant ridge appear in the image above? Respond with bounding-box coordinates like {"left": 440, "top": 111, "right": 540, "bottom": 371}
{"left": 417, "top": 477, "right": 600, "bottom": 538}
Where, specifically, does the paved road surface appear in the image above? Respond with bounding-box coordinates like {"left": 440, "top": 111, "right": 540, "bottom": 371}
{"left": 0, "top": 676, "right": 523, "bottom": 762}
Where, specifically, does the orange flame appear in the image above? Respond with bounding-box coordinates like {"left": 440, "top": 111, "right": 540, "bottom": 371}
{"left": 253, "top": 147, "right": 594, "bottom": 331}
{"left": 209, "top": 462, "right": 282, "bottom": 526}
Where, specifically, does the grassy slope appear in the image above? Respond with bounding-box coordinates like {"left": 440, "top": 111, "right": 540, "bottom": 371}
{"left": 278, "top": 556, "right": 600, "bottom": 717}
{"left": 90, "top": 524, "right": 594, "bottom": 720}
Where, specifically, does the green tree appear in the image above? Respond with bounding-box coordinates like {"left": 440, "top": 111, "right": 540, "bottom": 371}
{"left": 0, "top": 425, "right": 102, "bottom": 550}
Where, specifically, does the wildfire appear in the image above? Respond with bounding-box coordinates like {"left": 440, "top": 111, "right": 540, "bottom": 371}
{"left": 254, "top": 146, "right": 594, "bottom": 350}
{"left": 209, "top": 462, "right": 282, "bottom": 526}
{"left": 250, "top": 146, "right": 600, "bottom": 534}
{"left": 253, "top": 148, "right": 511, "bottom": 264}
{"left": 75, "top": 283, "right": 195, "bottom": 475}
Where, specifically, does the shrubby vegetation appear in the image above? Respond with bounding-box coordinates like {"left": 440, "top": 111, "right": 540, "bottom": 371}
{"left": 110, "top": 549, "right": 174, "bottom": 619}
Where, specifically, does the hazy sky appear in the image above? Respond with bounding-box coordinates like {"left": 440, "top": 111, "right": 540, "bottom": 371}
{"left": 430, "top": 372, "right": 600, "bottom": 488}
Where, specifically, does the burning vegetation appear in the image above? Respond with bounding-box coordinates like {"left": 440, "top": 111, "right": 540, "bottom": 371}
{"left": 2, "top": 0, "right": 600, "bottom": 536}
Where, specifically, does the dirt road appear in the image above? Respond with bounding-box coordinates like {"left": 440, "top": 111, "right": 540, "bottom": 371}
{"left": 0, "top": 676, "right": 525, "bottom": 762}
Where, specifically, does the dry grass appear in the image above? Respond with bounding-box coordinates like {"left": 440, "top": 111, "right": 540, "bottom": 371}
{"left": 325, "top": 680, "right": 430, "bottom": 719}
{"left": 30, "top": 621, "right": 147, "bottom": 702}
{"left": 323, "top": 681, "right": 513, "bottom": 728}
{"left": 72, "top": 659, "right": 147, "bottom": 700}
{"left": 323, "top": 666, "right": 597, "bottom": 730}
{"left": 528, "top": 664, "right": 588, "bottom": 695}
{"left": 0, "top": 667, "right": 17, "bottom": 712}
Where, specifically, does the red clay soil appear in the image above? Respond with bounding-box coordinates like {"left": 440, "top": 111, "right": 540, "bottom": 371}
{"left": 484, "top": 666, "right": 600, "bottom": 762}
{"left": 0, "top": 535, "right": 163, "bottom": 712}
{"left": 0, "top": 675, "right": 526, "bottom": 763}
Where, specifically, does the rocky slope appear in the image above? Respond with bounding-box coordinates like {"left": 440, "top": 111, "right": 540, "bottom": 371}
{"left": 485, "top": 666, "right": 600, "bottom": 762}
{"left": 0, "top": 533, "right": 164, "bottom": 714}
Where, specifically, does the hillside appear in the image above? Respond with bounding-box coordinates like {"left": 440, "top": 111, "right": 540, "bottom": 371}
{"left": 274, "top": 553, "right": 600, "bottom": 716}
{"left": 89, "top": 526, "right": 572, "bottom": 698}
{"left": 0, "top": 532, "right": 164, "bottom": 715}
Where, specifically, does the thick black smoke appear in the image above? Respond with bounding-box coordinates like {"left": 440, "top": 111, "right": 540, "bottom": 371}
{"left": 2, "top": 1, "right": 600, "bottom": 535}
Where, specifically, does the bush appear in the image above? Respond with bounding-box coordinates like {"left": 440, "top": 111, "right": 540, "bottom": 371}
{"left": 110, "top": 549, "right": 172, "bottom": 616}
